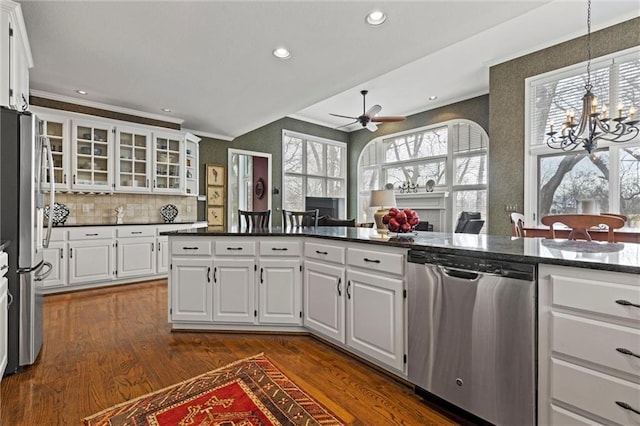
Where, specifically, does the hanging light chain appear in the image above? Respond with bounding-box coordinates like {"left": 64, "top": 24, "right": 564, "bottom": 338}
{"left": 585, "top": 0, "right": 592, "bottom": 90}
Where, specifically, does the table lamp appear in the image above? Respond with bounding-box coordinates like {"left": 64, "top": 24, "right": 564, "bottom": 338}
{"left": 370, "top": 189, "right": 396, "bottom": 234}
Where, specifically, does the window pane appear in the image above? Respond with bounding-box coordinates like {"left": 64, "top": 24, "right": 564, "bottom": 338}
{"left": 538, "top": 150, "right": 610, "bottom": 216}
{"left": 384, "top": 127, "right": 448, "bottom": 163}
{"left": 283, "top": 175, "right": 304, "bottom": 210}
{"left": 618, "top": 58, "right": 640, "bottom": 110}
{"left": 327, "top": 179, "right": 344, "bottom": 197}
{"left": 283, "top": 136, "right": 303, "bottom": 173}
{"left": 454, "top": 190, "right": 487, "bottom": 233}
{"left": 361, "top": 142, "right": 377, "bottom": 167}
{"left": 306, "top": 141, "right": 324, "bottom": 175}
{"left": 620, "top": 145, "right": 640, "bottom": 225}
{"left": 307, "top": 177, "right": 324, "bottom": 197}
{"left": 384, "top": 161, "right": 446, "bottom": 188}
{"left": 327, "top": 144, "right": 343, "bottom": 177}
{"left": 359, "top": 167, "right": 379, "bottom": 191}
{"left": 453, "top": 122, "right": 486, "bottom": 153}
{"left": 455, "top": 154, "right": 487, "bottom": 185}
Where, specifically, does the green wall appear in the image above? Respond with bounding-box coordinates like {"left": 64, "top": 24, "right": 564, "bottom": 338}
{"left": 489, "top": 17, "right": 640, "bottom": 236}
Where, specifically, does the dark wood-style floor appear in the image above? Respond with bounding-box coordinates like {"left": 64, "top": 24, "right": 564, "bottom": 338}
{"left": 0, "top": 280, "right": 457, "bottom": 425}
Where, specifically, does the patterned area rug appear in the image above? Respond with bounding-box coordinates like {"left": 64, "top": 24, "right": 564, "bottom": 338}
{"left": 83, "top": 353, "right": 344, "bottom": 426}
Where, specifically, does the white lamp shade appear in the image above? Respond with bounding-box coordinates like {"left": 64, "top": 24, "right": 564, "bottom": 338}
{"left": 369, "top": 189, "right": 396, "bottom": 208}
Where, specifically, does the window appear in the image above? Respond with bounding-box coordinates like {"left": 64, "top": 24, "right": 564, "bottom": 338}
{"left": 357, "top": 120, "right": 488, "bottom": 231}
{"left": 282, "top": 130, "right": 346, "bottom": 215}
{"left": 525, "top": 48, "right": 640, "bottom": 226}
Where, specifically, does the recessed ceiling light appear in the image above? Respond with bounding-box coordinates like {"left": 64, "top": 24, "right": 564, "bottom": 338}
{"left": 428, "top": 96, "right": 438, "bottom": 101}
{"left": 272, "top": 47, "right": 291, "bottom": 59}
{"left": 76, "top": 90, "right": 87, "bottom": 95}
{"left": 161, "top": 108, "right": 172, "bottom": 113}
{"left": 366, "top": 10, "right": 387, "bottom": 26}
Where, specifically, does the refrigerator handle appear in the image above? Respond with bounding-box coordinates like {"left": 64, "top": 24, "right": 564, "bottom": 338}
{"left": 42, "top": 136, "right": 55, "bottom": 248}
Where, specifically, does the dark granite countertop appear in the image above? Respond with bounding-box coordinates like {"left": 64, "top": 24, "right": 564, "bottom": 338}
{"left": 161, "top": 226, "right": 640, "bottom": 274}
{"left": 52, "top": 221, "right": 204, "bottom": 228}
{"left": 0, "top": 240, "right": 9, "bottom": 251}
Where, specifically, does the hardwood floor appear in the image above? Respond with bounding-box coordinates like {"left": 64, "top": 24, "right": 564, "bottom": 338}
{"left": 0, "top": 280, "right": 458, "bottom": 425}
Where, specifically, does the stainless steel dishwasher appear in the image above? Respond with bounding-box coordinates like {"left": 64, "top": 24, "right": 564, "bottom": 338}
{"left": 407, "top": 249, "right": 536, "bottom": 426}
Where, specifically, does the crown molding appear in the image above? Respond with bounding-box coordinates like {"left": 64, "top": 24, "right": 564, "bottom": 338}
{"left": 182, "top": 128, "right": 234, "bottom": 141}
{"left": 29, "top": 90, "right": 184, "bottom": 125}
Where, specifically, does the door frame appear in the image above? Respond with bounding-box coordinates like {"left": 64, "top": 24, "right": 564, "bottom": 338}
{"left": 227, "top": 148, "right": 272, "bottom": 229}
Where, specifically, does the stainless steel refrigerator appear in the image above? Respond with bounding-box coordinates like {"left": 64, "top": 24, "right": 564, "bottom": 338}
{"left": 0, "top": 107, "right": 54, "bottom": 375}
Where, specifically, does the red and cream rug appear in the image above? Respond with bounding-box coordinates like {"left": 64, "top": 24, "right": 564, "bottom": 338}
{"left": 83, "top": 353, "right": 344, "bottom": 426}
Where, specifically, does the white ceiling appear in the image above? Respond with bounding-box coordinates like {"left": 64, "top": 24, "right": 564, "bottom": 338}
{"left": 19, "top": 0, "right": 640, "bottom": 140}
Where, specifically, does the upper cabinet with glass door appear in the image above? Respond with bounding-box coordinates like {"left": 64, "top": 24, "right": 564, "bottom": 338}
{"left": 184, "top": 133, "right": 200, "bottom": 196}
{"left": 38, "top": 112, "right": 71, "bottom": 191}
{"left": 115, "top": 126, "right": 151, "bottom": 192}
{"left": 71, "top": 120, "right": 113, "bottom": 191}
{"left": 153, "top": 132, "right": 183, "bottom": 194}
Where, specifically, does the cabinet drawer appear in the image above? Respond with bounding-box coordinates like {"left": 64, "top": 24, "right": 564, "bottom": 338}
{"left": 0, "top": 252, "right": 7, "bottom": 277}
{"left": 347, "top": 247, "right": 405, "bottom": 276}
{"left": 214, "top": 240, "right": 256, "bottom": 256}
{"left": 50, "top": 228, "right": 65, "bottom": 242}
{"left": 304, "top": 242, "right": 345, "bottom": 264}
{"left": 552, "top": 312, "right": 640, "bottom": 377}
{"left": 171, "top": 240, "right": 212, "bottom": 256}
{"left": 68, "top": 228, "right": 114, "bottom": 240}
{"left": 116, "top": 227, "right": 155, "bottom": 238}
{"left": 551, "top": 274, "right": 640, "bottom": 322}
{"left": 259, "top": 240, "right": 301, "bottom": 256}
{"left": 551, "top": 358, "right": 640, "bottom": 425}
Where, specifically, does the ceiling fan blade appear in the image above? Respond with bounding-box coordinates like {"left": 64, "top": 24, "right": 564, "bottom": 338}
{"left": 365, "top": 104, "right": 382, "bottom": 118}
{"left": 335, "top": 120, "right": 358, "bottom": 130}
{"left": 371, "top": 116, "right": 407, "bottom": 123}
{"left": 366, "top": 122, "right": 378, "bottom": 132}
{"left": 329, "top": 113, "right": 358, "bottom": 120}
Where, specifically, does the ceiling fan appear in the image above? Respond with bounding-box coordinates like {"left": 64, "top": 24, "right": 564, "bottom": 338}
{"left": 330, "top": 90, "right": 406, "bottom": 132}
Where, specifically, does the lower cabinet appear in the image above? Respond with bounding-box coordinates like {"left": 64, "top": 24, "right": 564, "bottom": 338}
{"left": 41, "top": 241, "right": 67, "bottom": 288}
{"left": 116, "top": 237, "right": 156, "bottom": 278}
{"left": 156, "top": 236, "right": 169, "bottom": 273}
{"left": 0, "top": 250, "right": 8, "bottom": 379}
{"left": 258, "top": 258, "right": 301, "bottom": 325}
{"left": 68, "top": 239, "right": 115, "bottom": 284}
{"left": 303, "top": 260, "right": 345, "bottom": 343}
{"left": 170, "top": 257, "right": 213, "bottom": 322}
{"left": 213, "top": 258, "right": 255, "bottom": 324}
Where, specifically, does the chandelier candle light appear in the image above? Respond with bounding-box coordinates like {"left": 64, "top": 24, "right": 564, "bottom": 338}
{"left": 546, "top": 0, "right": 638, "bottom": 154}
{"left": 370, "top": 189, "right": 396, "bottom": 234}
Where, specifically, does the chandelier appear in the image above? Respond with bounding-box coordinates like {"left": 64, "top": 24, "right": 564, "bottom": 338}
{"left": 546, "top": 0, "right": 639, "bottom": 154}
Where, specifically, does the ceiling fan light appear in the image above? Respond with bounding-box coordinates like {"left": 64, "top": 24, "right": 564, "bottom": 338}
{"left": 272, "top": 47, "right": 291, "bottom": 59}
{"left": 366, "top": 10, "right": 386, "bottom": 26}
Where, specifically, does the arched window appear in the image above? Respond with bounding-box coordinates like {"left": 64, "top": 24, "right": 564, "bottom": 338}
{"left": 357, "top": 120, "right": 489, "bottom": 232}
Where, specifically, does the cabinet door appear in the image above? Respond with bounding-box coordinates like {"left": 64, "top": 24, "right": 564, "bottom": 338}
{"left": 116, "top": 237, "right": 156, "bottom": 278}
{"left": 40, "top": 114, "right": 71, "bottom": 191}
{"left": 346, "top": 269, "right": 404, "bottom": 372}
{"left": 304, "top": 260, "right": 345, "bottom": 344}
{"left": 68, "top": 240, "right": 114, "bottom": 284}
{"left": 40, "top": 241, "right": 66, "bottom": 288}
{"left": 0, "top": 277, "right": 7, "bottom": 379}
{"left": 213, "top": 258, "right": 255, "bottom": 323}
{"left": 156, "top": 237, "right": 169, "bottom": 274}
{"left": 115, "top": 126, "right": 151, "bottom": 192}
{"left": 184, "top": 134, "right": 199, "bottom": 196}
{"left": 71, "top": 120, "right": 113, "bottom": 191}
{"left": 153, "top": 132, "right": 183, "bottom": 194}
{"left": 258, "top": 258, "right": 301, "bottom": 325}
{"left": 170, "top": 258, "right": 213, "bottom": 322}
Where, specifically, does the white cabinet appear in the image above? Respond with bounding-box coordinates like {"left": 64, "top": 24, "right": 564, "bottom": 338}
{"left": 304, "top": 260, "right": 345, "bottom": 343}
{"left": 213, "top": 258, "right": 255, "bottom": 324}
{"left": 41, "top": 241, "right": 66, "bottom": 288}
{"left": 156, "top": 236, "right": 169, "bottom": 274}
{"left": 0, "top": 1, "right": 32, "bottom": 110}
{"left": 258, "top": 259, "right": 301, "bottom": 325}
{"left": 170, "top": 257, "right": 213, "bottom": 323}
{"left": 184, "top": 133, "right": 200, "bottom": 196}
{"left": 115, "top": 125, "right": 151, "bottom": 192}
{"left": 39, "top": 112, "right": 71, "bottom": 191}
{"left": 116, "top": 237, "right": 156, "bottom": 279}
{"left": 538, "top": 264, "right": 640, "bottom": 425}
{"left": 68, "top": 239, "right": 115, "bottom": 284}
{"left": 71, "top": 120, "right": 113, "bottom": 191}
{"left": 153, "top": 131, "right": 183, "bottom": 194}
{"left": 0, "top": 249, "right": 8, "bottom": 379}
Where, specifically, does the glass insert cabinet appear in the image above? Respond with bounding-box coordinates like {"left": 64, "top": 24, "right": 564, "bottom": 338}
{"left": 72, "top": 120, "right": 112, "bottom": 191}
{"left": 115, "top": 126, "right": 150, "bottom": 192}
{"left": 153, "top": 132, "right": 183, "bottom": 194}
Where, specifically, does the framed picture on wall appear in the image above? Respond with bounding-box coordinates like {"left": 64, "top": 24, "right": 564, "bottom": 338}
{"left": 207, "top": 207, "right": 224, "bottom": 226}
{"left": 207, "top": 164, "right": 225, "bottom": 186}
{"left": 207, "top": 185, "right": 224, "bottom": 206}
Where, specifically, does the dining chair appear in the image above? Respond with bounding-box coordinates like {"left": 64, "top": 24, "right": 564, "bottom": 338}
{"left": 510, "top": 212, "right": 526, "bottom": 237}
{"left": 454, "top": 212, "right": 484, "bottom": 234}
{"left": 238, "top": 209, "right": 270, "bottom": 230}
{"left": 282, "top": 209, "right": 319, "bottom": 228}
{"left": 541, "top": 214, "right": 625, "bottom": 242}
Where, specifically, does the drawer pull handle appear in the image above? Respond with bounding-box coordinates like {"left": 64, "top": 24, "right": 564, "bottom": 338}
{"left": 182, "top": 247, "right": 199, "bottom": 250}
{"left": 615, "top": 401, "right": 640, "bottom": 416}
{"left": 85, "top": 233, "right": 99, "bottom": 236}
{"left": 315, "top": 250, "right": 328, "bottom": 255}
{"left": 616, "top": 347, "right": 640, "bottom": 359}
{"left": 271, "top": 247, "right": 288, "bottom": 251}
{"left": 131, "top": 231, "right": 142, "bottom": 234}
{"left": 337, "top": 277, "right": 342, "bottom": 296}
{"left": 364, "top": 258, "right": 381, "bottom": 263}
{"left": 615, "top": 299, "right": 640, "bottom": 309}
{"left": 226, "top": 247, "right": 243, "bottom": 251}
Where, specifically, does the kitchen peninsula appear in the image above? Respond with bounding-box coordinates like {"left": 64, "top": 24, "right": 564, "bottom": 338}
{"left": 164, "top": 226, "right": 640, "bottom": 425}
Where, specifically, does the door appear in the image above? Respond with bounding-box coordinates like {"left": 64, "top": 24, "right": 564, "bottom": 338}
{"left": 115, "top": 126, "right": 151, "bottom": 192}
{"left": 213, "top": 258, "right": 255, "bottom": 323}
{"left": 71, "top": 119, "right": 112, "bottom": 191}
{"left": 346, "top": 269, "right": 404, "bottom": 372}
{"left": 117, "top": 237, "right": 155, "bottom": 278}
{"left": 170, "top": 258, "right": 213, "bottom": 322}
{"left": 153, "top": 132, "right": 183, "bottom": 193}
{"left": 303, "top": 260, "right": 345, "bottom": 343}
{"left": 40, "top": 241, "right": 66, "bottom": 288}
{"left": 68, "top": 240, "right": 114, "bottom": 284}
{"left": 258, "top": 259, "right": 301, "bottom": 325}
{"left": 156, "top": 237, "right": 169, "bottom": 273}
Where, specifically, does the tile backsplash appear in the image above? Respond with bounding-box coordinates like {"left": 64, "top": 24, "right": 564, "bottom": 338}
{"left": 48, "top": 193, "right": 198, "bottom": 225}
